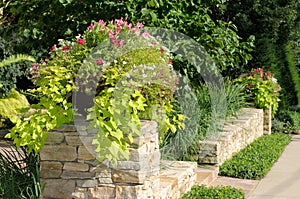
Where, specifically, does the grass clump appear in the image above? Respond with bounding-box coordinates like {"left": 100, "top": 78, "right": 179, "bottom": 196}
{"left": 219, "top": 132, "right": 291, "bottom": 179}
{"left": 181, "top": 185, "right": 245, "bottom": 199}
{"left": 0, "top": 145, "right": 42, "bottom": 199}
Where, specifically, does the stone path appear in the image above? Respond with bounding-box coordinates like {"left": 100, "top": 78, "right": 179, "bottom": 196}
{"left": 211, "top": 177, "right": 259, "bottom": 198}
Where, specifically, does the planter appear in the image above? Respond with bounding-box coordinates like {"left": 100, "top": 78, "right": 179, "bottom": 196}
{"left": 40, "top": 120, "right": 161, "bottom": 199}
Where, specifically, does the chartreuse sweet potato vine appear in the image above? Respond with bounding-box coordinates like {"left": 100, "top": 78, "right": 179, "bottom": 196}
{"left": 7, "top": 18, "right": 185, "bottom": 163}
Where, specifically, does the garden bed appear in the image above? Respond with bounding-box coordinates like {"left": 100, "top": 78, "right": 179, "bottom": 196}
{"left": 219, "top": 132, "right": 291, "bottom": 179}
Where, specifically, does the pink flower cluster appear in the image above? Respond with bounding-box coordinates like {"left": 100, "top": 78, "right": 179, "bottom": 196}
{"left": 252, "top": 68, "right": 274, "bottom": 79}
{"left": 87, "top": 17, "right": 149, "bottom": 47}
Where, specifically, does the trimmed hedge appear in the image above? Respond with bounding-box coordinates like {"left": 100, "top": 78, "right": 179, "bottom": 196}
{"left": 219, "top": 132, "right": 291, "bottom": 179}
{"left": 181, "top": 185, "right": 245, "bottom": 199}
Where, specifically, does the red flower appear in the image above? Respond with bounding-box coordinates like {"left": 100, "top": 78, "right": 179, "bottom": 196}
{"left": 169, "top": 60, "right": 173, "bottom": 65}
{"left": 62, "top": 46, "right": 70, "bottom": 51}
{"left": 77, "top": 38, "right": 85, "bottom": 45}
{"left": 249, "top": 83, "right": 253, "bottom": 88}
{"left": 50, "top": 45, "right": 56, "bottom": 52}
{"left": 159, "top": 48, "right": 165, "bottom": 53}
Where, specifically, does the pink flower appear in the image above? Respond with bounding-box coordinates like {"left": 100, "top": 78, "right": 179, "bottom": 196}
{"left": 77, "top": 38, "right": 85, "bottom": 45}
{"left": 96, "top": 58, "right": 103, "bottom": 65}
{"left": 98, "top": 20, "right": 105, "bottom": 25}
{"left": 88, "top": 23, "right": 94, "bottom": 32}
{"left": 260, "top": 70, "right": 264, "bottom": 78}
{"left": 116, "top": 18, "right": 124, "bottom": 26}
{"left": 120, "top": 39, "right": 125, "bottom": 47}
{"left": 62, "top": 46, "right": 70, "bottom": 51}
{"left": 31, "top": 63, "right": 38, "bottom": 71}
{"left": 136, "top": 22, "right": 144, "bottom": 28}
{"left": 116, "top": 27, "right": 121, "bottom": 34}
{"left": 142, "top": 31, "right": 150, "bottom": 37}
{"left": 108, "top": 30, "right": 115, "bottom": 39}
{"left": 111, "top": 38, "right": 119, "bottom": 47}
{"left": 169, "top": 60, "right": 173, "bottom": 65}
{"left": 125, "top": 22, "right": 133, "bottom": 30}
{"left": 50, "top": 45, "right": 56, "bottom": 52}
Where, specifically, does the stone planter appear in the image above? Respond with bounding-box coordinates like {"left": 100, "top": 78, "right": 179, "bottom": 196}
{"left": 263, "top": 105, "right": 272, "bottom": 135}
{"left": 40, "top": 120, "right": 161, "bottom": 199}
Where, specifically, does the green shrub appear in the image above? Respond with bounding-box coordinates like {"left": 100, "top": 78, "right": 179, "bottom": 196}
{"left": 285, "top": 44, "right": 300, "bottom": 105}
{"left": 272, "top": 110, "right": 300, "bottom": 133}
{"left": 219, "top": 132, "right": 291, "bottom": 179}
{"left": 181, "top": 185, "right": 245, "bottom": 199}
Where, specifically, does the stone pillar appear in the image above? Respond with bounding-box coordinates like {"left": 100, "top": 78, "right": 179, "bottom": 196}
{"left": 263, "top": 105, "right": 272, "bottom": 135}
{"left": 40, "top": 120, "right": 160, "bottom": 199}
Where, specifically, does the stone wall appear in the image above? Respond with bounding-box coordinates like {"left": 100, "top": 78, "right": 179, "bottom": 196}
{"left": 40, "top": 120, "right": 196, "bottom": 199}
{"left": 198, "top": 108, "right": 264, "bottom": 165}
{"left": 263, "top": 106, "right": 272, "bottom": 135}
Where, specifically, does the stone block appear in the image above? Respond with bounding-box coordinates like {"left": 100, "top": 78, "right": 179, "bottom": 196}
{"left": 41, "top": 161, "right": 63, "bottom": 178}
{"left": 112, "top": 169, "right": 150, "bottom": 184}
{"left": 61, "top": 170, "right": 95, "bottom": 179}
{"left": 98, "top": 177, "right": 113, "bottom": 184}
{"left": 42, "top": 179, "right": 75, "bottom": 199}
{"left": 63, "top": 162, "right": 89, "bottom": 172}
{"left": 76, "top": 179, "right": 98, "bottom": 188}
{"left": 88, "top": 187, "right": 116, "bottom": 199}
{"left": 78, "top": 146, "right": 96, "bottom": 161}
{"left": 40, "top": 145, "right": 77, "bottom": 161}
{"left": 92, "top": 167, "right": 111, "bottom": 178}
{"left": 115, "top": 185, "right": 143, "bottom": 199}
{"left": 56, "top": 124, "right": 77, "bottom": 132}
{"left": 65, "top": 135, "right": 82, "bottom": 146}
{"left": 45, "top": 132, "right": 64, "bottom": 144}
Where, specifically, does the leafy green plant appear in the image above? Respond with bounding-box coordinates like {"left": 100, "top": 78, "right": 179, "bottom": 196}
{"left": 1, "top": 0, "right": 254, "bottom": 79}
{"left": 180, "top": 185, "right": 245, "bottom": 199}
{"left": 0, "top": 145, "right": 42, "bottom": 199}
{"left": 236, "top": 68, "right": 281, "bottom": 116}
{"left": 272, "top": 110, "right": 300, "bottom": 134}
{"left": 0, "top": 54, "right": 36, "bottom": 97}
{"left": 0, "top": 89, "right": 30, "bottom": 128}
{"left": 219, "top": 132, "right": 291, "bottom": 179}
{"left": 7, "top": 18, "right": 185, "bottom": 163}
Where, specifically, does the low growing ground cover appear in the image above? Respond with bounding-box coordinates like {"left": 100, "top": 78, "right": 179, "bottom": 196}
{"left": 181, "top": 185, "right": 245, "bottom": 199}
{"left": 219, "top": 132, "right": 291, "bottom": 179}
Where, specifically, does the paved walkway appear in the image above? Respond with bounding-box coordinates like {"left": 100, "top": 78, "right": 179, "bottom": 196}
{"left": 248, "top": 134, "right": 300, "bottom": 199}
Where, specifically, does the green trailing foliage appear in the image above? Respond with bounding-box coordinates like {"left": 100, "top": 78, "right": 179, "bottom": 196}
{"left": 219, "top": 132, "right": 291, "bottom": 179}
{"left": 7, "top": 18, "right": 185, "bottom": 163}
{"left": 180, "top": 185, "right": 245, "bottom": 199}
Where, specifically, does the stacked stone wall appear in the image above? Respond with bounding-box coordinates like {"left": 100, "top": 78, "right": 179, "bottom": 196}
{"left": 198, "top": 108, "right": 264, "bottom": 165}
